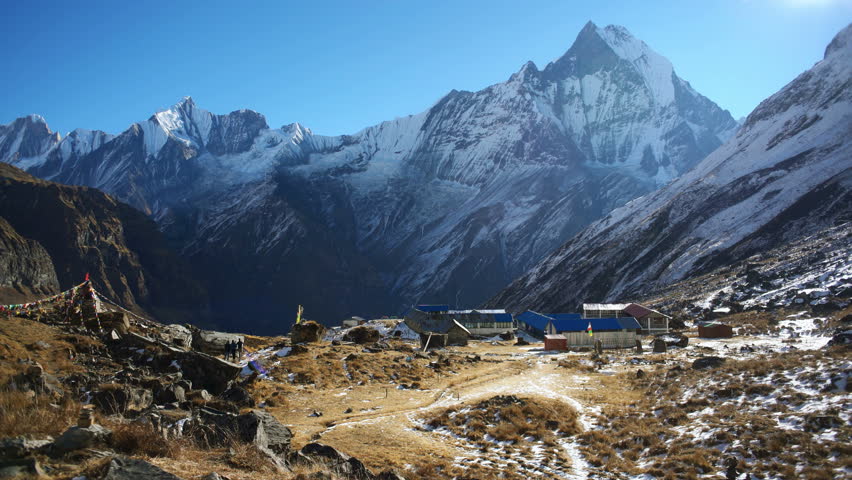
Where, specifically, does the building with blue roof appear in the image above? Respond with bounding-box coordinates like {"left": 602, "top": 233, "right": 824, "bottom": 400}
{"left": 517, "top": 310, "right": 641, "bottom": 349}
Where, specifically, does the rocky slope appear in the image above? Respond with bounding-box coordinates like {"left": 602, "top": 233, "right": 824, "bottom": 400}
{"left": 0, "top": 163, "right": 207, "bottom": 321}
{"left": 488, "top": 24, "right": 852, "bottom": 313}
{"left": 0, "top": 217, "right": 59, "bottom": 302}
{"left": 0, "top": 22, "right": 738, "bottom": 330}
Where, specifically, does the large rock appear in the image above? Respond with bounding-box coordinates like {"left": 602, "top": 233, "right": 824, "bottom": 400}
{"left": 171, "top": 349, "right": 241, "bottom": 395}
{"left": 189, "top": 408, "right": 292, "bottom": 456}
{"left": 102, "top": 455, "right": 185, "bottom": 480}
{"left": 291, "top": 443, "right": 373, "bottom": 480}
{"left": 92, "top": 385, "right": 153, "bottom": 414}
{"left": 219, "top": 385, "right": 254, "bottom": 408}
{"left": 7, "top": 363, "right": 64, "bottom": 399}
{"left": 291, "top": 321, "right": 325, "bottom": 344}
{"left": 652, "top": 338, "right": 667, "bottom": 353}
{"left": 161, "top": 324, "right": 193, "bottom": 348}
{"left": 692, "top": 356, "right": 726, "bottom": 370}
{"left": 252, "top": 411, "right": 292, "bottom": 455}
{"left": 656, "top": 333, "right": 688, "bottom": 348}
{"left": 0, "top": 437, "right": 52, "bottom": 458}
{"left": 51, "top": 424, "right": 112, "bottom": 455}
{"left": 154, "top": 384, "right": 186, "bottom": 405}
{"left": 343, "top": 326, "right": 381, "bottom": 344}
{"left": 0, "top": 458, "right": 46, "bottom": 478}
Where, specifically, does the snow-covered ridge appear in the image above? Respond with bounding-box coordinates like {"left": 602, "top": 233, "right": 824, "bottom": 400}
{"left": 489, "top": 23, "right": 852, "bottom": 314}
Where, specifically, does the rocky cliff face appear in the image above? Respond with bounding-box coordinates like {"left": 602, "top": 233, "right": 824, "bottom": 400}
{"left": 1, "top": 22, "right": 739, "bottom": 331}
{"left": 0, "top": 217, "right": 59, "bottom": 303}
{"left": 488, "top": 24, "right": 852, "bottom": 313}
{"left": 0, "top": 163, "right": 207, "bottom": 321}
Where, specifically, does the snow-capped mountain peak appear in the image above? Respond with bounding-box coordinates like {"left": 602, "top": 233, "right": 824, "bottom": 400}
{"left": 546, "top": 21, "right": 675, "bottom": 106}
{"left": 136, "top": 97, "right": 269, "bottom": 158}
{"left": 489, "top": 23, "right": 852, "bottom": 314}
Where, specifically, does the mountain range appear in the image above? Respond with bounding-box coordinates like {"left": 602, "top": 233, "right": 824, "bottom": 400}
{"left": 0, "top": 22, "right": 761, "bottom": 332}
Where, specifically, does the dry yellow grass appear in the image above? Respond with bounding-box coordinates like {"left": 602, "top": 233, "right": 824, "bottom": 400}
{"left": 0, "top": 387, "right": 79, "bottom": 437}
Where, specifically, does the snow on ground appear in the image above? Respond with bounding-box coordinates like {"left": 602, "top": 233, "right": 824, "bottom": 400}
{"left": 688, "top": 313, "right": 833, "bottom": 356}
{"left": 404, "top": 359, "right": 593, "bottom": 479}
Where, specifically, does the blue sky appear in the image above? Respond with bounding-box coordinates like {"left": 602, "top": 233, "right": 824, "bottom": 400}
{"left": 2, "top": 0, "right": 850, "bottom": 136}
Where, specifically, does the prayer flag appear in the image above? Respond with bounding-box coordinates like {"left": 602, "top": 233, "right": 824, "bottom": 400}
{"left": 587, "top": 322, "right": 593, "bottom": 337}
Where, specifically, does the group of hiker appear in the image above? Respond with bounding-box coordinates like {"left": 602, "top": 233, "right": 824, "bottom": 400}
{"left": 224, "top": 338, "right": 243, "bottom": 361}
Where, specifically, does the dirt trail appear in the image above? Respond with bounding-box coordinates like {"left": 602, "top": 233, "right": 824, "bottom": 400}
{"left": 315, "top": 355, "right": 593, "bottom": 478}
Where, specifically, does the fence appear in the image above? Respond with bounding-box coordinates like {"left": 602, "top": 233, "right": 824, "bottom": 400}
{"left": 563, "top": 330, "right": 637, "bottom": 349}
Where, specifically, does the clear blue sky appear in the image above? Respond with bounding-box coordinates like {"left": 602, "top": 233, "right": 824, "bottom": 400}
{"left": 2, "top": 0, "right": 850, "bottom": 137}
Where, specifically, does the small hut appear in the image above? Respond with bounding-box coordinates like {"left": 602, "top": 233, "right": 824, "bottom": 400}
{"left": 419, "top": 319, "right": 470, "bottom": 349}
{"left": 698, "top": 321, "right": 734, "bottom": 338}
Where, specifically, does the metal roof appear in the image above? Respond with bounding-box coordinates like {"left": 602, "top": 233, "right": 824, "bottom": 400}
{"left": 517, "top": 311, "right": 584, "bottom": 332}
{"left": 475, "top": 309, "right": 507, "bottom": 314}
{"left": 549, "top": 313, "right": 582, "bottom": 322}
{"left": 623, "top": 303, "right": 671, "bottom": 319}
{"left": 493, "top": 313, "right": 514, "bottom": 323}
{"left": 698, "top": 321, "right": 730, "bottom": 327}
{"left": 583, "top": 303, "right": 630, "bottom": 311}
{"left": 516, "top": 311, "right": 553, "bottom": 331}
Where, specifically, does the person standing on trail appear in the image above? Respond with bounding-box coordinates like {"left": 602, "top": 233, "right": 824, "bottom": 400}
{"left": 236, "top": 339, "right": 244, "bottom": 360}
{"left": 224, "top": 340, "right": 232, "bottom": 360}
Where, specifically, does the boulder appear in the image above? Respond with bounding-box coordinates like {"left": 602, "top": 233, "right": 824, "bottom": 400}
{"left": 8, "top": 363, "right": 64, "bottom": 399}
{"left": 219, "top": 385, "right": 255, "bottom": 408}
{"left": 155, "top": 384, "right": 186, "bottom": 405}
{"left": 102, "top": 455, "right": 185, "bottom": 480}
{"left": 0, "top": 437, "right": 52, "bottom": 458}
{"left": 188, "top": 408, "right": 291, "bottom": 456}
{"left": 291, "top": 321, "right": 326, "bottom": 344}
{"left": 161, "top": 324, "right": 193, "bottom": 348}
{"left": 0, "top": 458, "right": 45, "bottom": 478}
{"left": 652, "top": 339, "right": 667, "bottom": 353}
{"left": 173, "top": 350, "right": 241, "bottom": 395}
{"left": 343, "top": 326, "right": 381, "bottom": 344}
{"left": 251, "top": 411, "right": 293, "bottom": 455}
{"left": 51, "top": 424, "right": 112, "bottom": 455}
{"left": 692, "top": 356, "right": 726, "bottom": 370}
{"left": 291, "top": 443, "right": 373, "bottom": 480}
{"left": 92, "top": 385, "right": 153, "bottom": 414}
{"left": 187, "top": 389, "right": 213, "bottom": 403}
{"left": 515, "top": 337, "right": 529, "bottom": 346}
{"left": 656, "top": 333, "right": 688, "bottom": 348}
